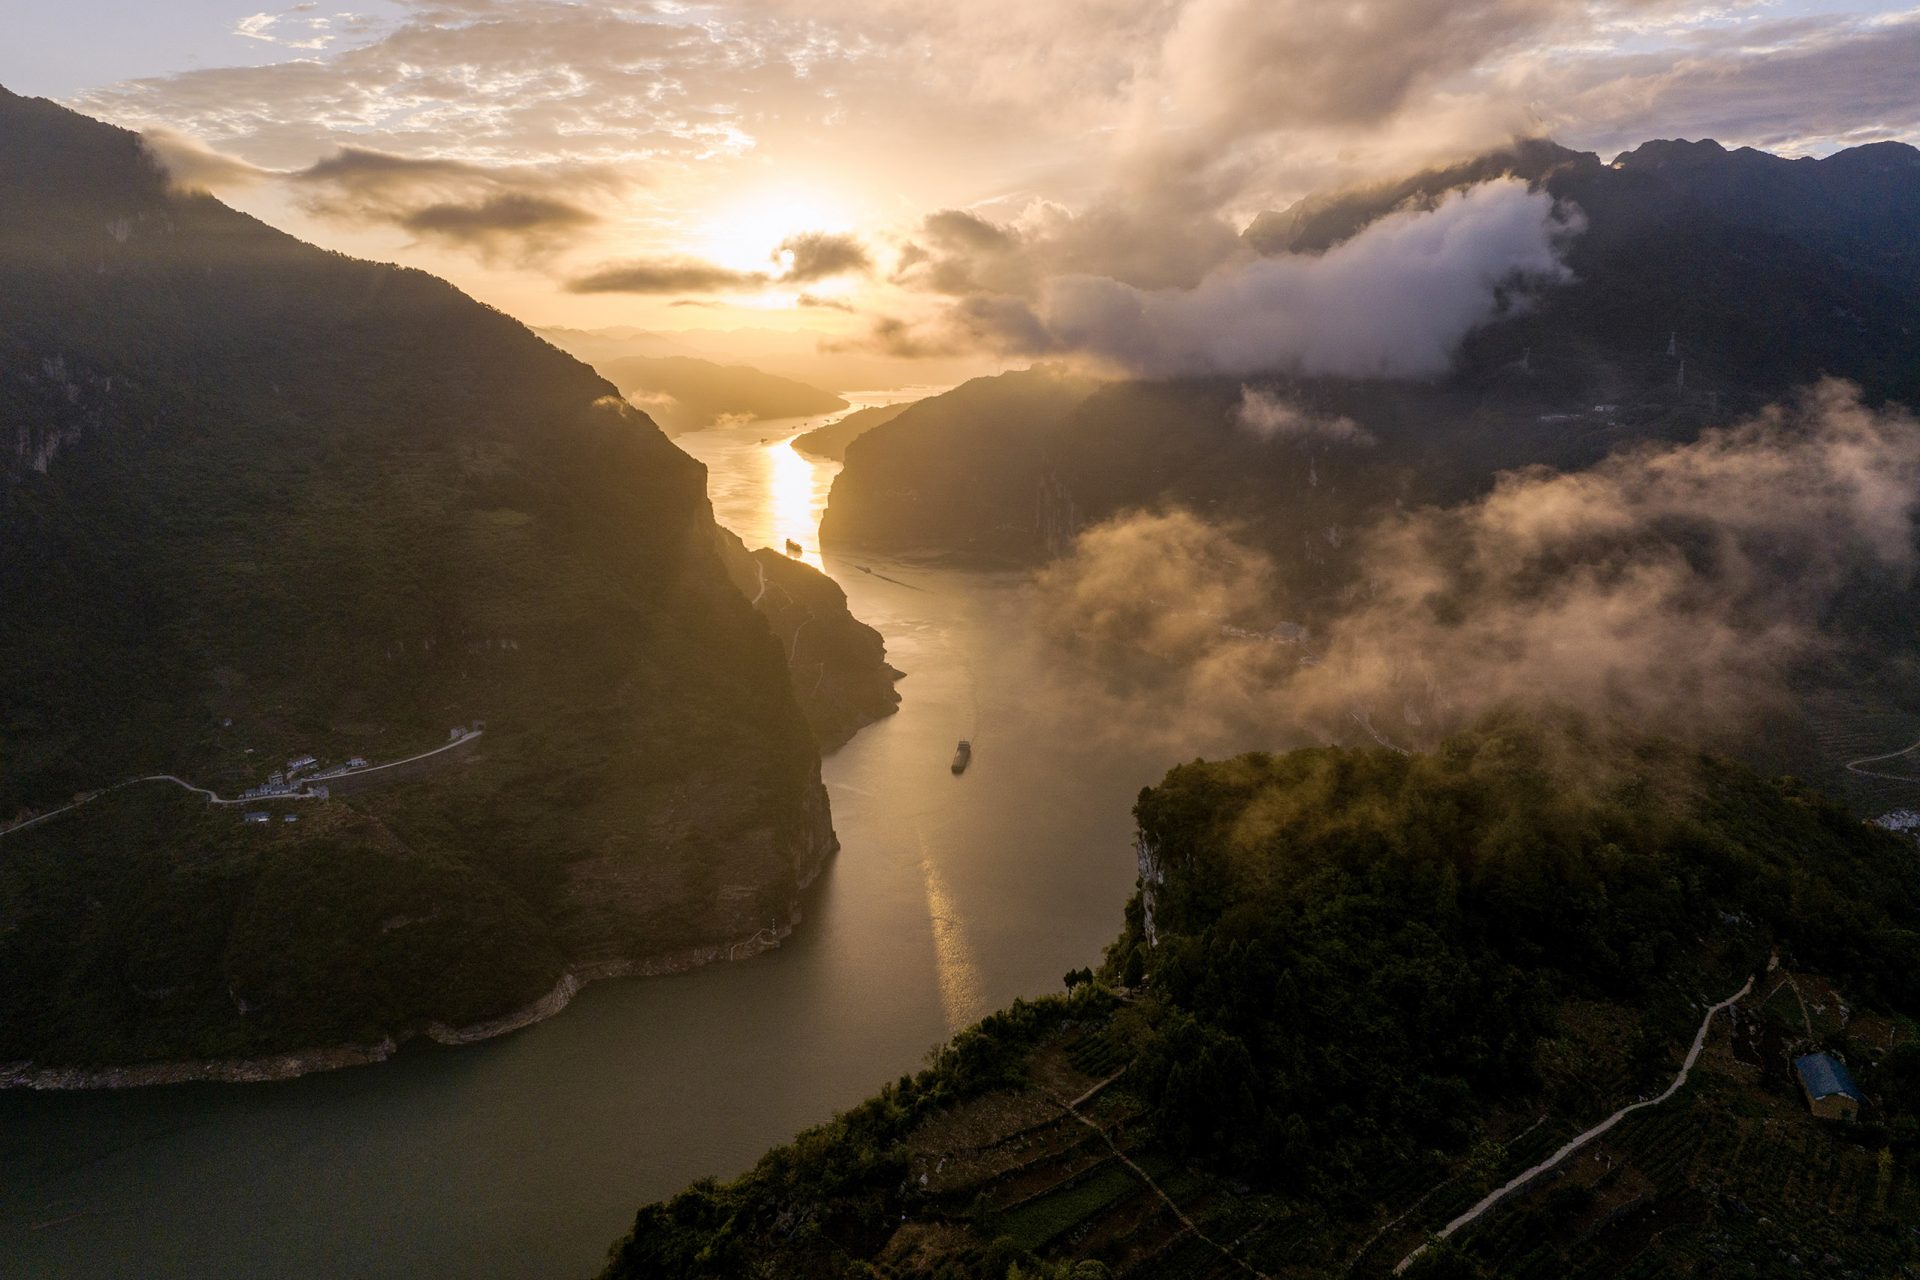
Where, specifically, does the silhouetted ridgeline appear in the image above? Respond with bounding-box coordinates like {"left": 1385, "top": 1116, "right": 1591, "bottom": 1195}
{"left": 0, "top": 86, "right": 879, "bottom": 1078}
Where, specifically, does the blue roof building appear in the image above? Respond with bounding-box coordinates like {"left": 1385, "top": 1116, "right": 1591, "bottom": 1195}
{"left": 1793, "top": 1052, "right": 1864, "bottom": 1119}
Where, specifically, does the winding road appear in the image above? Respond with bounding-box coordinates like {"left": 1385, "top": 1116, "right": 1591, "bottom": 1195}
{"left": 1844, "top": 734, "right": 1920, "bottom": 785}
{"left": 1393, "top": 971, "right": 1756, "bottom": 1274}
{"left": 0, "top": 732, "right": 484, "bottom": 841}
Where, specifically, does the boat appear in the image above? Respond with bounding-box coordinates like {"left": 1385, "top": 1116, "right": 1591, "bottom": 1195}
{"left": 951, "top": 740, "right": 971, "bottom": 774}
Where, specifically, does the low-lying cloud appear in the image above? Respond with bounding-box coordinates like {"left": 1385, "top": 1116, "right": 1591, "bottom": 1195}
{"left": 568, "top": 257, "right": 771, "bottom": 295}
{"left": 287, "top": 146, "right": 613, "bottom": 264}
{"left": 566, "top": 231, "right": 872, "bottom": 296}
{"left": 1234, "top": 386, "right": 1375, "bottom": 445}
{"left": 1036, "top": 381, "right": 1920, "bottom": 750}
{"left": 876, "top": 178, "right": 1578, "bottom": 379}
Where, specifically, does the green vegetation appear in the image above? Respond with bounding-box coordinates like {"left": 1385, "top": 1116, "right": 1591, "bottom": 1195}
{"left": 0, "top": 785, "right": 561, "bottom": 1065}
{"left": 599, "top": 719, "right": 1920, "bottom": 1278}
{"left": 1111, "top": 716, "right": 1919, "bottom": 1197}
{"left": 0, "top": 88, "right": 836, "bottom": 1069}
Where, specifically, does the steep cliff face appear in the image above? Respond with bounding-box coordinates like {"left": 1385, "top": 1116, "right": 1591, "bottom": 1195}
{"left": 715, "top": 531, "right": 903, "bottom": 750}
{"left": 0, "top": 86, "right": 840, "bottom": 1075}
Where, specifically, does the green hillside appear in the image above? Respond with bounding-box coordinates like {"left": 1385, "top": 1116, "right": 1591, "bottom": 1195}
{"left": 599, "top": 718, "right": 1920, "bottom": 1279}
{"left": 0, "top": 88, "right": 842, "bottom": 1071}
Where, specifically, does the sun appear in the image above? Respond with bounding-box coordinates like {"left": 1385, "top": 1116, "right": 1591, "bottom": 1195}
{"left": 692, "top": 185, "right": 856, "bottom": 275}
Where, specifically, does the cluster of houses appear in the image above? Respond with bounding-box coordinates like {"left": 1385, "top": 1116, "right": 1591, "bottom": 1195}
{"left": 238, "top": 749, "right": 365, "bottom": 806}
{"left": 238, "top": 727, "right": 482, "bottom": 825}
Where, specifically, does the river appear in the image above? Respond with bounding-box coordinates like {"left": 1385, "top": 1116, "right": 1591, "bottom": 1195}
{"left": 0, "top": 399, "right": 1195, "bottom": 1280}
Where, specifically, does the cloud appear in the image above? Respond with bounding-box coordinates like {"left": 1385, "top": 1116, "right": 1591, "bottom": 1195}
{"left": 1234, "top": 386, "right": 1374, "bottom": 446}
{"left": 398, "top": 192, "right": 596, "bottom": 246}
{"left": 139, "top": 128, "right": 272, "bottom": 193}
{"left": 775, "top": 231, "right": 871, "bottom": 282}
{"left": 67, "top": 0, "right": 1920, "bottom": 335}
{"left": 885, "top": 178, "right": 1580, "bottom": 378}
{"left": 286, "top": 146, "right": 613, "bottom": 263}
{"left": 569, "top": 230, "right": 872, "bottom": 295}
{"left": 232, "top": 9, "right": 335, "bottom": 50}
{"left": 1035, "top": 381, "right": 1920, "bottom": 750}
{"left": 1524, "top": 12, "right": 1920, "bottom": 156}
{"left": 567, "top": 257, "right": 770, "bottom": 294}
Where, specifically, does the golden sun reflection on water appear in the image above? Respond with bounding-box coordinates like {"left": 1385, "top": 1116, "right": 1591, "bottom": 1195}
{"left": 918, "top": 826, "right": 984, "bottom": 1033}
{"left": 765, "top": 437, "right": 829, "bottom": 570}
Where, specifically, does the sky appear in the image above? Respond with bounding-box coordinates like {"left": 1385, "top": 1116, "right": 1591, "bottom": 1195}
{"left": 8, "top": 0, "right": 1920, "bottom": 357}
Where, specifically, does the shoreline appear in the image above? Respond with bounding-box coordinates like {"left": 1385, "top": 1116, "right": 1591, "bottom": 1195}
{"left": 0, "top": 908, "right": 808, "bottom": 1092}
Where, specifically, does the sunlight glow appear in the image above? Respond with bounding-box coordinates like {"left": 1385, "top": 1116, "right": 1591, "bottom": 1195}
{"left": 765, "top": 437, "right": 832, "bottom": 570}
{"left": 696, "top": 186, "right": 856, "bottom": 273}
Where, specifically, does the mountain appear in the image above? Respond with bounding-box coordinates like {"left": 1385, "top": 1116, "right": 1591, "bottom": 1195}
{"left": 0, "top": 87, "right": 876, "bottom": 1079}
{"left": 1251, "top": 136, "right": 1920, "bottom": 403}
{"left": 818, "top": 366, "right": 1101, "bottom": 560}
{"left": 601, "top": 718, "right": 1920, "bottom": 1278}
{"left": 539, "top": 323, "right": 1001, "bottom": 399}
{"left": 791, "top": 400, "right": 919, "bottom": 461}
{"left": 823, "top": 137, "right": 1920, "bottom": 569}
{"left": 577, "top": 354, "right": 847, "bottom": 434}
{"left": 714, "top": 533, "right": 903, "bottom": 749}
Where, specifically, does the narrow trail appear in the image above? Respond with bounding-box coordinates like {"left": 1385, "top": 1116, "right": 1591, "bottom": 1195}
{"left": 1844, "top": 734, "right": 1920, "bottom": 784}
{"left": 1393, "top": 971, "right": 1756, "bottom": 1274}
{"left": 1054, "top": 1070, "right": 1273, "bottom": 1280}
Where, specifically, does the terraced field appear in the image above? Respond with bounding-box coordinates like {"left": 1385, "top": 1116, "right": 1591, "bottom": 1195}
{"left": 1802, "top": 690, "right": 1920, "bottom": 816}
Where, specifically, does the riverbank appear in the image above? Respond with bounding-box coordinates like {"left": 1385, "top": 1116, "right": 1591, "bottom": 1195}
{"left": 0, "top": 904, "right": 811, "bottom": 1091}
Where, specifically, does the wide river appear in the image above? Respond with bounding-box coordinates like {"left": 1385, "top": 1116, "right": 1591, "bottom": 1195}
{"left": 0, "top": 399, "right": 1225, "bottom": 1280}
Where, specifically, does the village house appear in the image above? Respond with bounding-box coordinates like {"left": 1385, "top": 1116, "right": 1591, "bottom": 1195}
{"left": 1793, "top": 1052, "right": 1864, "bottom": 1120}
{"left": 243, "top": 811, "right": 270, "bottom": 825}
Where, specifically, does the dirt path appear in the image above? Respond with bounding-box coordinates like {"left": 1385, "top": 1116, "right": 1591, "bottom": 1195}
{"left": 1393, "top": 972, "right": 1755, "bottom": 1275}
{"left": 1054, "top": 1070, "right": 1273, "bottom": 1280}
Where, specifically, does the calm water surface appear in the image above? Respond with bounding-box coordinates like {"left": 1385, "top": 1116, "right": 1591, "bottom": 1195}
{"left": 0, "top": 399, "right": 1187, "bottom": 1280}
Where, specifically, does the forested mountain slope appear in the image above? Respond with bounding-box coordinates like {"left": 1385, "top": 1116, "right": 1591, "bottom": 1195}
{"left": 601, "top": 719, "right": 1920, "bottom": 1279}
{"left": 0, "top": 87, "right": 849, "bottom": 1076}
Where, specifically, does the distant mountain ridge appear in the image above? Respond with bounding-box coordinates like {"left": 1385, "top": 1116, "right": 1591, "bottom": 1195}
{"left": 1247, "top": 135, "right": 1920, "bottom": 401}
{"left": 0, "top": 85, "right": 877, "bottom": 1076}
{"left": 823, "top": 134, "right": 1920, "bottom": 567}
{"left": 536, "top": 341, "right": 849, "bottom": 434}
